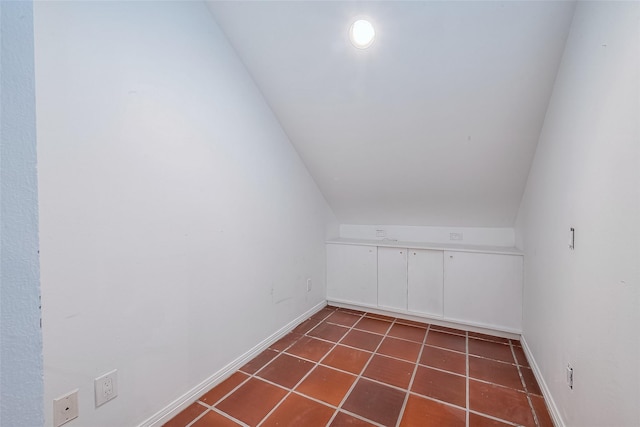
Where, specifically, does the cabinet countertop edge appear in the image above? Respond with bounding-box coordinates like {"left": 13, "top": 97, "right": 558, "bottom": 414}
{"left": 326, "top": 238, "right": 524, "bottom": 256}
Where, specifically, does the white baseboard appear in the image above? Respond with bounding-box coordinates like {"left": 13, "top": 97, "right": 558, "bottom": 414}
{"left": 521, "top": 336, "right": 565, "bottom": 427}
{"left": 136, "top": 300, "right": 327, "bottom": 427}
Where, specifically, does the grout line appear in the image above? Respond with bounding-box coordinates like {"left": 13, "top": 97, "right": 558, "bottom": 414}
{"left": 324, "top": 316, "right": 400, "bottom": 426}
{"left": 256, "top": 312, "right": 355, "bottom": 426}
{"left": 394, "top": 323, "right": 431, "bottom": 427}
{"left": 183, "top": 402, "right": 210, "bottom": 427}
{"left": 468, "top": 409, "right": 521, "bottom": 426}
{"left": 511, "top": 342, "right": 541, "bottom": 427}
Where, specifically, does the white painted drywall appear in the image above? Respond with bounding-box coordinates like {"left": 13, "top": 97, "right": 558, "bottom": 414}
{"left": 515, "top": 2, "right": 639, "bottom": 426}
{"left": 209, "top": 1, "right": 576, "bottom": 228}
{"left": 34, "top": 2, "right": 333, "bottom": 426}
{"left": 340, "top": 224, "right": 515, "bottom": 247}
{"left": 0, "top": 2, "right": 44, "bottom": 426}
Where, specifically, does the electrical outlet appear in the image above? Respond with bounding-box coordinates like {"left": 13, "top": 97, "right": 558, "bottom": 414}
{"left": 306, "top": 278, "right": 312, "bottom": 292}
{"left": 450, "top": 232, "right": 463, "bottom": 241}
{"left": 53, "top": 389, "right": 79, "bottom": 427}
{"left": 95, "top": 369, "right": 118, "bottom": 407}
{"left": 376, "top": 229, "right": 386, "bottom": 238}
{"left": 567, "top": 364, "right": 574, "bottom": 389}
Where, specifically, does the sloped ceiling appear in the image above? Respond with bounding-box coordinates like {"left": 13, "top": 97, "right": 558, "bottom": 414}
{"left": 207, "top": 1, "right": 575, "bottom": 227}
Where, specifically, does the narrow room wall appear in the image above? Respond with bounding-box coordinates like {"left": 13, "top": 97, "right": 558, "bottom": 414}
{"left": 515, "top": 2, "right": 639, "bottom": 426}
{"left": 34, "top": 2, "right": 334, "bottom": 426}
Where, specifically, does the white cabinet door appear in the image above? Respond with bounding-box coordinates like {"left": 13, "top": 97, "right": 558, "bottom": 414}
{"left": 326, "top": 244, "right": 378, "bottom": 306}
{"left": 377, "top": 247, "right": 408, "bottom": 310}
{"left": 408, "top": 249, "right": 444, "bottom": 317}
{"left": 444, "top": 251, "right": 523, "bottom": 331}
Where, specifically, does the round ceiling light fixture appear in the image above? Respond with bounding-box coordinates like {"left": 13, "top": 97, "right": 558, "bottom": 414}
{"left": 349, "top": 19, "right": 375, "bottom": 49}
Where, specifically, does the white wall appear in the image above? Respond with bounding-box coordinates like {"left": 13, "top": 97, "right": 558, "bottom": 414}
{"left": 0, "top": 2, "right": 44, "bottom": 426}
{"left": 515, "top": 2, "right": 639, "bottom": 426}
{"left": 34, "top": 2, "right": 334, "bottom": 426}
{"left": 340, "top": 224, "right": 515, "bottom": 247}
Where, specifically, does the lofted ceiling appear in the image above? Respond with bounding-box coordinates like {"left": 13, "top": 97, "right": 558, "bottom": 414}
{"left": 207, "top": 1, "right": 576, "bottom": 227}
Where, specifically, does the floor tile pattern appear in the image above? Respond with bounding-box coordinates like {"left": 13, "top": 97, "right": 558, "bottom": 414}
{"left": 164, "top": 306, "right": 552, "bottom": 427}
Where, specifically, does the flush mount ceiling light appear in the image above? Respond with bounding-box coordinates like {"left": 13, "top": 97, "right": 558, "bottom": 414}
{"left": 349, "top": 19, "right": 375, "bottom": 49}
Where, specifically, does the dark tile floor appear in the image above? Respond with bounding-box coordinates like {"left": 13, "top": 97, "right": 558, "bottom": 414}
{"left": 164, "top": 306, "right": 553, "bottom": 427}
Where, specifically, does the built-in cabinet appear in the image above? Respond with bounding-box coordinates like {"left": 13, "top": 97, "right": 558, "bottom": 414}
{"left": 443, "top": 251, "right": 523, "bottom": 332}
{"left": 326, "top": 244, "right": 377, "bottom": 306}
{"left": 377, "top": 247, "right": 408, "bottom": 311}
{"left": 326, "top": 240, "right": 523, "bottom": 333}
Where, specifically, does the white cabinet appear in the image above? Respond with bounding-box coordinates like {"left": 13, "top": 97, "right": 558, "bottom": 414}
{"left": 443, "top": 251, "right": 523, "bottom": 331}
{"left": 408, "top": 249, "right": 444, "bottom": 317}
{"left": 326, "top": 241, "right": 523, "bottom": 333}
{"left": 377, "top": 247, "right": 408, "bottom": 310}
{"left": 326, "top": 244, "right": 377, "bottom": 306}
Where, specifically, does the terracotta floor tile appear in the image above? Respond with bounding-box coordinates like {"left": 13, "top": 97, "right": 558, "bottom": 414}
{"left": 199, "top": 372, "right": 249, "bottom": 405}
{"left": 395, "top": 318, "right": 429, "bottom": 328}
{"left": 295, "top": 365, "right": 356, "bottom": 406}
{"left": 269, "top": 333, "right": 302, "bottom": 352}
{"left": 261, "top": 393, "right": 334, "bottom": 427}
{"left": 513, "top": 346, "right": 530, "bottom": 367}
{"left": 419, "top": 345, "right": 466, "bottom": 375}
{"left": 411, "top": 366, "right": 466, "bottom": 408}
{"left": 256, "top": 353, "right": 314, "bottom": 389}
{"left": 521, "top": 367, "right": 542, "bottom": 395}
{"left": 426, "top": 331, "right": 467, "bottom": 352}
{"left": 312, "top": 306, "right": 338, "bottom": 321}
{"left": 469, "top": 356, "right": 523, "bottom": 390}
{"left": 191, "top": 410, "right": 241, "bottom": 427}
{"left": 530, "top": 394, "right": 554, "bottom": 427}
{"left": 430, "top": 325, "right": 467, "bottom": 336}
{"left": 322, "top": 345, "right": 371, "bottom": 375}
{"left": 216, "top": 378, "right": 287, "bottom": 426}
{"left": 365, "top": 312, "right": 396, "bottom": 322}
{"left": 388, "top": 323, "right": 427, "bottom": 343}
{"left": 468, "top": 412, "right": 514, "bottom": 427}
{"left": 399, "top": 394, "right": 466, "bottom": 427}
{"left": 163, "top": 402, "right": 207, "bottom": 427}
{"left": 292, "top": 318, "right": 322, "bottom": 335}
{"left": 308, "top": 322, "right": 350, "bottom": 342}
{"left": 342, "top": 378, "right": 406, "bottom": 427}
{"left": 327, "top": 310, "right": 362, "bottom": 327}
{"left": 363, "top": 354, "right": 415, "bottom": 389}
{"left": 468, "top": 339, "right": 515, "bottom": 364}
{"left": 285, "top": 336, "right": 334, "bottom": 362}
{"left": 354, "top": 317, "right": 392, "bottom": 335}
{"left": 377, "top": 337, "right": 421, "bottom": 362}
{"left": 468, "top": 331, "right": 510, "bottom": 344}
{"left": 469, "top": 380, "right": 535, "bottom": 427}
{"left": 330, "top": 412, "right": 377, "bottom": 426}
{"left": 340, "top": 329, "right": 383, "bottom": 352}
{"left": 240, "top": 349, "right": 279, "bottom": 374}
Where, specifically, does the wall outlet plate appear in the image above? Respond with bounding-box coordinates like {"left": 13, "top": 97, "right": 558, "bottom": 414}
{"left": 450, "top": 232, "right": 463, "bottom": 241}
{"left": 53, "top": 389, "right": 79, "bottom": 427}
{"left": 306, "top": 278, "right": 312, "bottom": 292}
{"left": 95, "top": 369, "right": 118, "bottom": 407}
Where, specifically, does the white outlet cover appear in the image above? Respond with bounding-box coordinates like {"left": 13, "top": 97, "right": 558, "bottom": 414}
{"left": 53, "top": 389, "right": 79, "bottom": 427}
{"left": 95, "top": 369, "right": 118, "bottom": 407}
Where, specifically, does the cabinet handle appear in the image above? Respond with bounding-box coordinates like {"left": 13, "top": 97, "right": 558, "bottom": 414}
{"left": 400, "top": 251, "right": 403, "bottom": 254}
